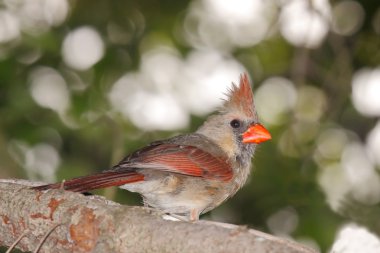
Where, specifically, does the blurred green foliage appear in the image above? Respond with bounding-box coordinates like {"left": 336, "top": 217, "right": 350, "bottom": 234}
{"left": 1, "top": 0, "right": 380, "bottom": 252}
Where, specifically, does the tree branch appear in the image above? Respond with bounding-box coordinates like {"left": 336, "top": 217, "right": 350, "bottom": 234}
{"left": 0, "top": 179, "right": 316, "bottom": 253}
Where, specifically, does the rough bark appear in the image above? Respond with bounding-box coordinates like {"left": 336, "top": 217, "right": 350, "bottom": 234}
{"left": 0, "top": 179, "right": 317, "bottom": 253}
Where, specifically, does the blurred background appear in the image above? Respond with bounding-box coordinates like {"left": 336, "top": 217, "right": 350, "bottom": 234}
{"left": 0, "top": 0, "right": 379, "bottom": 252}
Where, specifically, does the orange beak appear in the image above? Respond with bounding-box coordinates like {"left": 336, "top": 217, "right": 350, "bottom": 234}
{"left": 242, "top": 123, "right": 271, "bottom": 144}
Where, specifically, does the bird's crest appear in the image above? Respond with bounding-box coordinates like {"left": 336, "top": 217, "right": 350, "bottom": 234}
{"left": 222, "top": 73, "right": 257, "bottom": 120}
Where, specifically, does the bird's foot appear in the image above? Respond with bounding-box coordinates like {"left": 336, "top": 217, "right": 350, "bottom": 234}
{"left": 160, "top": 209, "right": 200, "bottom": 222}
{"left": 162, "top": 213, "right": 189, "bottom": 222}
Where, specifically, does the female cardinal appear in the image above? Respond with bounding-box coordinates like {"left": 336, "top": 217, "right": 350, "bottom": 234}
{"left": 33, "top": 73, "right": 271, "bottom": 221}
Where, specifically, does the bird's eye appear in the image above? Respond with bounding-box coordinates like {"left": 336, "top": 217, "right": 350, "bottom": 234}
{"left": 230, "top": 119, "right": 241, "bottom": 128}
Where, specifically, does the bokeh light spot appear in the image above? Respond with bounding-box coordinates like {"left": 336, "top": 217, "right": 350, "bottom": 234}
{"left": 342, "top": 143, "right": 380, "bottom": 205}
{"left": 4, "top": 0, "right": 69, "bottom": 35}
{"left": 352, "top": 67, "right": 380, "bottom": 116}
{"left": 267, "top": 206, "right": 299, "bottom": 236}
{"left": 62, "top": 26, "right": 105, "bottom": 71}
{"left": 255, "top": 77, "right": 297, "bottom": 126}
{"left": 0, "top": 10, "right": 20, "bottom": 43}
{"left": 295, "top": 86, "right": 326, "bottom": 122}
{"left": 25, "top": 143, "right": 60, "bottom": 182}
{"left": 177, "top": 50, "right": 246, "bottom": 115}
{"left": 366, "top": 121, "right": 380, "bottom": 166}
{"left": 316, "top": 128, "right": 349, "bottom": 160}
{"left": 280, "top": 0, "right": 331, "bottom": 48}
{"left": 318, "top": 163, "right": 351, "bottom": 211}
{"left": 332, "top": 0, "right": 364, "bottom": 36}
{"left": 29, "top": 67, "right": 70, "bottom": 114}
{"left": 331, "top": 224, "right": 380, "bottom": 253}
{"left": 108, "top": 73, "right": 189, "bottom": 131}
{"left": 183, "top": 0, "right": 272, "bottom": 49}
{"left": 8, "top": 140, "right": 60, "bottom": 182}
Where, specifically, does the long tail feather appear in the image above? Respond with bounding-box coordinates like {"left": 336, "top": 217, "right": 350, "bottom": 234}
{"left": 32, "top": 170, "right": 144, "bottom": 192}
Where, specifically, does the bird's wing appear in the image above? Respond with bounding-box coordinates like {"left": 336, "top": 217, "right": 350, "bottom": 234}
{"left": 33, "top": 140, "right": 233, "bottom": 193}
{"left": 117, "top": 143, "right": 233, "bottom": 181}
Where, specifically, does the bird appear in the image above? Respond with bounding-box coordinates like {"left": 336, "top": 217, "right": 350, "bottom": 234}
{"left": 33, "top": 73, "right": 271, "bottom": 221}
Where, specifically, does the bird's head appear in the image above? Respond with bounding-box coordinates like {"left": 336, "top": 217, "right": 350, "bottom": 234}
{"left": 197, "top": 73, "right": 271, "bottom": 161}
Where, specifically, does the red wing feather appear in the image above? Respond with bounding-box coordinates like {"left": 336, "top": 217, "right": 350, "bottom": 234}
{"left": 123, "top": 144, "right": 233, "bottom": 181}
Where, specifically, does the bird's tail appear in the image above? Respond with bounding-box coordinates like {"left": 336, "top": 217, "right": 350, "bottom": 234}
{"left": 32, "top": 170, "right": 144, "bottom": 192}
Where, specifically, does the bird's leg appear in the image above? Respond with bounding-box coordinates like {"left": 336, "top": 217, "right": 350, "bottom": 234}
{"left": 189, "top": 209, "right": 200, "bottom": 222}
